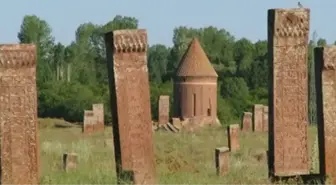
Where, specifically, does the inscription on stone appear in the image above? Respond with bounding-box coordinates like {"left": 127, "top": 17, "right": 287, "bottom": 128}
{"left": 0, "top": 44, "right": 40, "bottom": 184}
{"left": 158, "top": 95, "right": 170, "bottom": 126}
{"left": 105, "top": 29, "right": 156, "bottom": 184}
{"left": 253, "top": 104, "right": 264, "bottom": 132}
{"left": 315, "top": 46, "right": 336, "bottom": 183}
{"left": 268, "top": 8, "right": 310, "bottom": 176}
{"left": 242, "top": 112, "right": 252, "bottom": 132}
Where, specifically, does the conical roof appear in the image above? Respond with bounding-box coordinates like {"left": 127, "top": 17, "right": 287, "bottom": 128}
{"left": 176, "top": 38, "right": 218, "bottom": 77}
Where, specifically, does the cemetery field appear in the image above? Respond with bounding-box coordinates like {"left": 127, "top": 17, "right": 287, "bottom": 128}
{"left": 38, "top": 119, "right": 319, "bottom": 184}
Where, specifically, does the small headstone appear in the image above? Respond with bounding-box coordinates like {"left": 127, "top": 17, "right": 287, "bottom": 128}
{"left": 242, "top": 112, "right": 252, "bottom": 131}
{"left": 227, "top": 124, "right": 240, "bottom": 152}
{"left": 63, "top": 153, "right": 78, "bottom": 172}
{"left": 253, "top": 104, "right": 264, "bottom": 132}
{"left": 215, "top": 147, "right": 230, "bottom": 176}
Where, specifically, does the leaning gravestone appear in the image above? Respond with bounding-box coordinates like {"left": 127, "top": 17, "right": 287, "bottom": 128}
{"left": 268, "top": 8, "right": 310, "bottom": 177}
{"left": 105, "top": 29, "right": 156, "bottom": 184}
{"left": 0, "top": 44, "right": 40, "bottom": 184}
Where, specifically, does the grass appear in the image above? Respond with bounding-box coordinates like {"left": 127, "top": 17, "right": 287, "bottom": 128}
{"left": 39, "top": 119, "right": 319, "bottom": 184}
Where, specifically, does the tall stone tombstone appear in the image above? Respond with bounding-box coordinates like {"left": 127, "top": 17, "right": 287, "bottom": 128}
{"left": 262, "top": 106, "right": 269, "bottom": 132}
{"left": 83, "top": 110, "right": 94, "bottom": 135}
{"left": 158, "top": 95, "right": 170, "bottom": 126}
{"left": 315, "top": 46, "right": 336, "bottom": 183}
{"left": 105, "top": 29, "right": 156, "bottom": 184}
{"left": 268, "top": 8, "right": 310, "bottom": 177}
{"left": 253, "top": 104, "right": 264, "bottom": 132}
{"left": 0, "top": 44, "right": 40, "bottom": 184}
{"left": 242, "top": 112, "right": 252, "bottom": 131}
{"left": 92, "top": 103, "right": 104, "bottom": 132}
{"left": 227, "top": 124, "right": 240, "bottom": 152}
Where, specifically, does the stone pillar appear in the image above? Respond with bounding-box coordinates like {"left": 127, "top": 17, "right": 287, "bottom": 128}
{"left": 227, "top": 124, "right": 240, "bottom": 152}
{"left": 93, "top": 103, "right": 104, "bottom": 132}
{"left": 105, "top": 29, "right": 156, "bottom": 184}
{"left": 63, "top": 153, "right": 78, "bottom": 172}
{"left": 83, "top": 110, "right": 94, "bottom": 135}
{"left": 253, "top": 104, "right": 264, "bottom": 132}
{"left": 263, "top": 106, "right": 269, "bottom": 132}
{"left": 158, "top": 95, "right": 170, "bottom": 126}
{"left": 215, "top": 147, "right": 230, "bottom": 176}
{"left": 268, "top": 8, "right": 310, "bottom": 177}
{"left": 242, "top": 112, "right": 252, "bottom": 131}
{"left": 0, "top": 44, "right": 40, "bottom": 184}
{"left": 315, "top": 46, "right": 336, "bottom": 183}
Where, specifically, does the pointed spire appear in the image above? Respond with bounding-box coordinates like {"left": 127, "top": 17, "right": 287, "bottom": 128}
{"left": 176, "top": 38, "right": 218, "bottom": 77}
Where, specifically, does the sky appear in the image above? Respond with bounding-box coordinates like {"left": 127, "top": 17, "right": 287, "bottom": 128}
{"left": 0, "top": 0, "right": 335, "bottom": 47}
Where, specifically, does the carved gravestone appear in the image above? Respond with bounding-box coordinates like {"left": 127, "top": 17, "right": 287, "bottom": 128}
{"left": 158, "top": 95, "right": 169, "bottom": 126}
{"left": 268, "top": 8, "right": 310, "bottom": 177}
{"left": 227, "top": 124, "right": 240, "bottom": 152}
{"left": 242, "top": 112, "right": 252, "bottom": 132}
{"left": 215, "top": 147, "right": 230, "bottom": 176}
{"left": 92, "top": 104, "right": 104, "bottom": 132}
{"left": 263, "top": 106, "right": 269, "bottom": 132}
{"left": 0, "top": 44, "right": 40, "bottom": 184}
{"left": 83, "top": 110, "right": 94, "bottom": 135}
{"left": 253, "top": 104, "right": 264, "bottom": 132}
{"left": 315, "top": 46, "right": 336, "bottom": 183}
{"left": 105, "top": 29, "right": 156, "bottom": 184}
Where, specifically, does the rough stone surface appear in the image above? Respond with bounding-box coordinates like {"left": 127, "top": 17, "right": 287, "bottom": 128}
{"left": 158, "top": 95, "right": 170, "bottom": 126}
{"left": 315, "top": 46, "right": 336, "bottom": 183}
{"left": 242, "top": 112, "right": 252, "bottom": 132}
{"left": 0, "top": 44, "right": 40, "bottom": 184}
{"left": 268, "top": 8, "right": 310, "bottom": 177}
{"left": 105, "top": 29, "right": 156, "bottom": 184}
{"left": 93, "top": 103, "right": 104, "bottom": 132}
{"left": 63, "top": 153, "right": 78, "bottom": 172}
{"left": 215, "top": 147, "right": 230, "bottom": 176}
{"left": 227, "top": 124, "right": 240, "bottom": 152}
{"left": 253, "top": 104, "right": 264, "bottom": 132}
{"left": 83, "top": 110, "right": 94, "bottom": 135}
{"left": 263, "top": 106, "right": 269, "bottom": 132}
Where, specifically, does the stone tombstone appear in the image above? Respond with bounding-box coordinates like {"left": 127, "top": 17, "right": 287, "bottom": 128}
{"left": 0, "top": 44, "right": 40, "bottom": 184}
{"left": 253, "top": 104, "right": 264, "bottom": 132}
{"left": 315, "top": 46, "right": 336, "bottom": 183}
{"left": 227, "top": 124, "right": 240, "bottom": 152}
{"left": 215, "top": 147, "right": 230, "bottom": 176}
{"left": 92, "top": 103, "right": 104, "bottom": 132}
{"left": 263, "top": 106, "right": 269, "bottom": 132}
{"left": 158, "top": 95, "right": 170, "bottom": 126}
{"left": 105, "top": 29, "right": 156, "bottom": 184}
{"left": 83, "top": 110, "right": 94, "bottom": 135}
{"left": 268, "top": 8, "right": 310, "bottom": 176}
{"left": 242, "top": 112, "right": 252, "bottom": 131}
{"left": 63, "top": 153, "right": 78, "bottom": 172}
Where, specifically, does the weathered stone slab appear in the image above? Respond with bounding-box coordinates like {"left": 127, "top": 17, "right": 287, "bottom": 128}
{"left": 0, "top": 44, "right": 40, "bottom": 184}
{"left": 93, "top": 103, "right": 104, "bottom": 132}
{"left": 158, "top": 95, "right": 170, "bottom": 126}
{"left": 263, "top": 106, "right": 269, "bottom": 132}
{"left": 253, "top": 104, "right": 264, "bottom": 132}
{"left": 215, "top": 147, "right": 230, "bottom": 176}
{"left": 105, "top": 29, "right": 156, "bottom": 184}
{"left": 315, "top": 46, "right": 336, "bottom": 183}
{"left": 63, "top": 152, "right": 78, "bottom": 172}
{"left": 268, "top": 8, "right": 310, "bottom": 177}
{"left": 172, "top": 117, "right": 182, "bottom": 130}
{"left": 242, "top": 112, "right": 252, "bottom": 132}
{"left": 83, "top": 110, "right": 94, "bottom": 135}
{"left": 227, "top": 124, "right": 240, "bottom": 152}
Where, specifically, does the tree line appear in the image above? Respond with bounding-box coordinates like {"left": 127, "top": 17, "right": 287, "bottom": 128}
{"left": 17, "top": 15, "right": 327, "bottom": 125}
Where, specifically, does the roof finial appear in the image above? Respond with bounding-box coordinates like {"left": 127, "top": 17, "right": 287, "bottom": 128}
{"left": 298, "top": 2, "right": 303, "bottom": 8}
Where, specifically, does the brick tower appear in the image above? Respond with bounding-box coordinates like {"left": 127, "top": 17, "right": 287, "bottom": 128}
{"left": 173, "top": 38, "right": 220, "bottom": 127}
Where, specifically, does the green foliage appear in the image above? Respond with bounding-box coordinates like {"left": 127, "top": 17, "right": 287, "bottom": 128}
{"left": 16, "top": 14, "right": 321, "bottom": 123}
